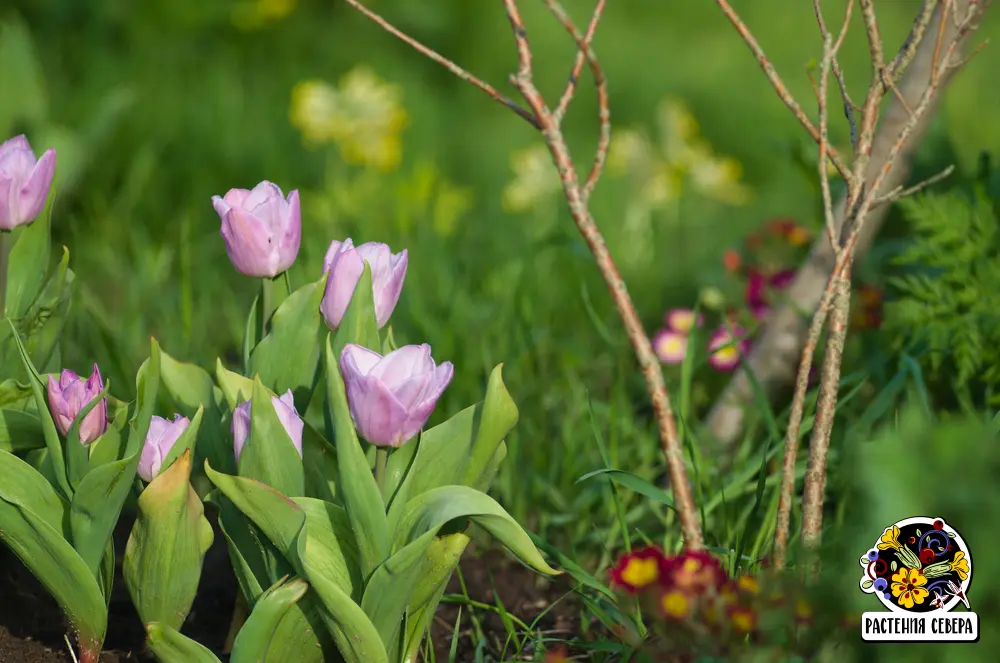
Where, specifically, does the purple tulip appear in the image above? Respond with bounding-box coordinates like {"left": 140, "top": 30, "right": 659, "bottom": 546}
{"left": 320, "top": 238, "right": 408, "bottom": 329}
{"left": 340, "top": 343, "right": 454, "bottom": 448}
{"left": 232, "top": 389, "right": 304, "bottom": 462}
{"left": 211, "top": 181, "right": 301, "bottom": 277}
{"left": 46, "top": 364, "right": 108, "bottom": 445}
{"left": 137, "top": 414, "right": 191, "bottom": 482}
{"left": 0, "top": 135, "right": 56, "bottom": 230}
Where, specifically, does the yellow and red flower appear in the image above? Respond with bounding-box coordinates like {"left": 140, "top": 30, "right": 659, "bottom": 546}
{"left": 663, "top": 550, "right": 728, "bottom": 594}
{"left": 610, "top": 546, "right": 667, "bottom": 593}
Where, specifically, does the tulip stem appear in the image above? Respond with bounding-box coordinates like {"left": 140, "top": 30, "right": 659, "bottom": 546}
{"left": 375, "top": 447, "right": 388, "bottom": 492}
{"left": 260, "top": 277, "right": 274, "bottom": 339}
{"left": 0, "top": 229, "right": 11, "bottom": 318}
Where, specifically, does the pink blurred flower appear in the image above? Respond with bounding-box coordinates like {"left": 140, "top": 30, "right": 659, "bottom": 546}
{"left": 653, "top": 329, "right": 688, "bottom": 365}
{"left": 769, "top": 269, "right": 796, "bottom": 291}
{"left": 745, "top": 272, "right": 769, "bottom": 320}
{"left": 663, "top": 308, "right": 703, "bottom": 335}
{"left": 0, "top": 135, "right": 56, "bottom": 229}
{"left": 708, "top": 325, "right": 749, "bottom": 372}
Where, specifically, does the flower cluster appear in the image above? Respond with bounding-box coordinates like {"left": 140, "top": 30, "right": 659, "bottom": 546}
{"left": 652, "top": 308, "right": 749, "bottom": 373}
{"left": 608, "top": 547, "right": 854, "bottom": 659}
{"left": 289, "top": 66, "right": 408, "bottom": 172}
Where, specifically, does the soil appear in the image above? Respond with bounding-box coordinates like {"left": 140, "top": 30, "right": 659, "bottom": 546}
{"left": 0, "top": 516, "right": 588, "bottom": 663}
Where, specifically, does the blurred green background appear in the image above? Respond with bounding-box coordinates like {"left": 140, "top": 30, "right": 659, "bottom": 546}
{"left": 3, "top": 0, "right": 999, "bottom": 572}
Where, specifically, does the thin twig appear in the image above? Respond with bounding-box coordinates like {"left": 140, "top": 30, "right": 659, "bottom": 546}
{"left": 873, "top": 164, "right": 955, "bottom": 206}
{"left": 813, "top": 0, "right": 858, "bottom": 148}
{"left": 341, "top": 0, "right": 542, "bottom": 129}
{"left": 888, "top": 0, "right": 939, "bottom": 80}
{"left": 554, "top": 0, "right": 607, "bottom": 121}
{"left": 713, "top": 0, "right": 854, "bottom": 183}
{"left": 543, "top": 0, "right": 611, "bottom": 202}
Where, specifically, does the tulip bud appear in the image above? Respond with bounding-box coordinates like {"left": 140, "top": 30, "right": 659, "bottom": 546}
{"left": 232, "top": 389, "right": 303, "bottom": 462}
{"left": 137, "top": 414, "right": 191, "bottom": 482}
{"left": 211, "top": 180, "right": 301, "bottom": 277}
{"left": 46, "top": 364, "right": 108, "bottom": 445}
{"left": 340, "top": 343, "right": 454, "bottom": 448}
{"left": 320, "top": 238, "right": 407, "bottom": 329}
{"left": 0, "top": 135, "right": 56, "bottom": 230}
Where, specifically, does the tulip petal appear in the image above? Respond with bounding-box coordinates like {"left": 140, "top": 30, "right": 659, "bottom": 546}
{"left": 340, "top": 343, "right": 383, "bottom": 378}
{"left": 220, "top": 208, "right": 276, "bottom": 277}
{"left": 320, "top": 246, "right": 366, "bottom": 329}
{"left": 16, "top": 148, "right": 55, "bottom": 224}
{"left": 370, "top": 344, "right": 433, "bottom": 386}
{"left": 232, "top": 401, "right": 252, "bottom": 462}
{"left": 348, "top": 375, "right": 411, "bottom": 447}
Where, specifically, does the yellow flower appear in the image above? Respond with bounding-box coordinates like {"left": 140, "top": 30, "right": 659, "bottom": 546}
{"left": 878, "top": 525, "right": 902, "bottom": 551}
{"left": 891, "top": 567, "right": 929, "bottom": 609}
{"left": 619, "top": 556, "right": 660, "bottom": 589}
{"left": 949, "top": 551, "right": 970, "bottom": 581}
{"left": 289, "top": 67, "right": 408, "bottom": 172}
{"left": 728, "top": 606, "right": 756, "bottom": 633}
{"left": 660, "top": 589, "right": 691, "bottom": 620}
{"left": 736, "top": 575, "right": 760, "bottom": 595}
{"left": 610, "top": 96, "right": 751, "bottom": 209}
{"left": 502, "top": 144, "right": 561, "bottom": 212}
{"left": 290, "top": 80, "right": 340, "bottom": 146}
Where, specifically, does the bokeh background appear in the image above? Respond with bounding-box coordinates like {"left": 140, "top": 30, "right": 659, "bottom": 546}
{"left": 3, "top": 4, "right": 1000, "bottom": 654}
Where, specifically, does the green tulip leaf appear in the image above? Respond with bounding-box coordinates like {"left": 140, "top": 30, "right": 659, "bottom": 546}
{"left": 230, "top": 576, "right": 310, "bottom": 663}
{"left": 266, "top": 600, "right": 330, "bottom": 663}
{"left": 215, "top": 501, "right": 267, "bottom": 606}
{"left": 394, "top": 485, "right": 558, "bottom": 576}
{"left": 0, "top": 452, "right": 106, "bottom": 652}
{"left": 3, "top": 199, "right": 50, "bottom": 319}
{"left": 400, "top": 532, "right": 470, "bottom": 663}
{"left": 292, "top": 497, "right": 362, "bottom": 600}
{"left": 70, "top": 446, "right": 140, "bottom": 577}
{"left": 237, "top": 377, "right": 305, "bottom": 497}
{"left": 8, "top": 320, "right": 70, "bottom": 498}
{"left": 242, "top": 292, "right": 260, "bottom": 375}
{"left": 87, "top": 406, "right": 130, "bottom": 470}
{"left": 205, "top": 462, "right": 306, "bottom": 560}
{"left": 204, "top": 463, "right": 385, "bottom": 663}
{"left": 324, "top": 333, "right": 389, "bottom": 578}
{"left": 215, "top": 359, "right": 255, "bottom": 412}
{"left": 381, "top": 325, "right": 398, "bottom": 355}
{"left": 124, "top": 449, "right": 214, "bottom": 629}
{"left": 250, "top": 273, "right": 329, "bottom": 413}
{"left": 128, "top": 338, "right": 162, "bottom": 458}
{"left": 331, "top": 262, "right": 380, "bottom": 359}
{"left": 16, "top": 246, "right": 75, "bottom": 375}
{"left": 302, "top": 422, "right": 339, "bottom": 504}
{"left": 361, "top": 529, "right": 439, "bottom": 658}
{"left": 0, "top": 407, "right": 45, "bottom": 453}
{"left": 160, "top": 348, "right": 231, "bottom": 475}
{"left": 387, "top": 364, "right": 517, "bottom": 528}
{"left": 382, "top": 440, "right": 416, "bottom": 507}
{"left": 145, "top": 622, "right": 221, "bottom": 663}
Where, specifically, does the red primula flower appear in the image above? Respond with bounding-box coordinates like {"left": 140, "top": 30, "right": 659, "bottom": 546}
{"left": 610, "top": 546, "right": 668, "bottom": 593}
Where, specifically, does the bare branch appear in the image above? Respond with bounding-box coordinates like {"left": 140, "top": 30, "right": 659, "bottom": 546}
{"left": 713, "top": 0, "right": 854, "bottom": 183}
{"left": 341, "top": 0, "right": 542, "bottom": 129}
{"left": 542, "top": 0, "right": 611, "bottom": 202}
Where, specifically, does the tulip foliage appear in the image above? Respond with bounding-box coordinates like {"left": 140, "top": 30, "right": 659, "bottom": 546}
{"left": 0, "top": 161, "right": 559, "bottom": 663}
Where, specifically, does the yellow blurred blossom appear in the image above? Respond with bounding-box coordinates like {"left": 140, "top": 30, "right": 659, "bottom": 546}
{"left": 289, "top": 66, "right": 408, "bottom": 172}
{"left": 232, "top": 0, "right": 297, "bottom": 31}
{"left": 608, "top": 96, "right": 753, "bottom": 207}
{"left": 502, "top": 143, "right": 561, "bottom": 213}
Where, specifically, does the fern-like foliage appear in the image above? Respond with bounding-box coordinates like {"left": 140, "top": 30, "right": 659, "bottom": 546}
{"left": 885, "top": 189, "right": 1000, "bottom": 389}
